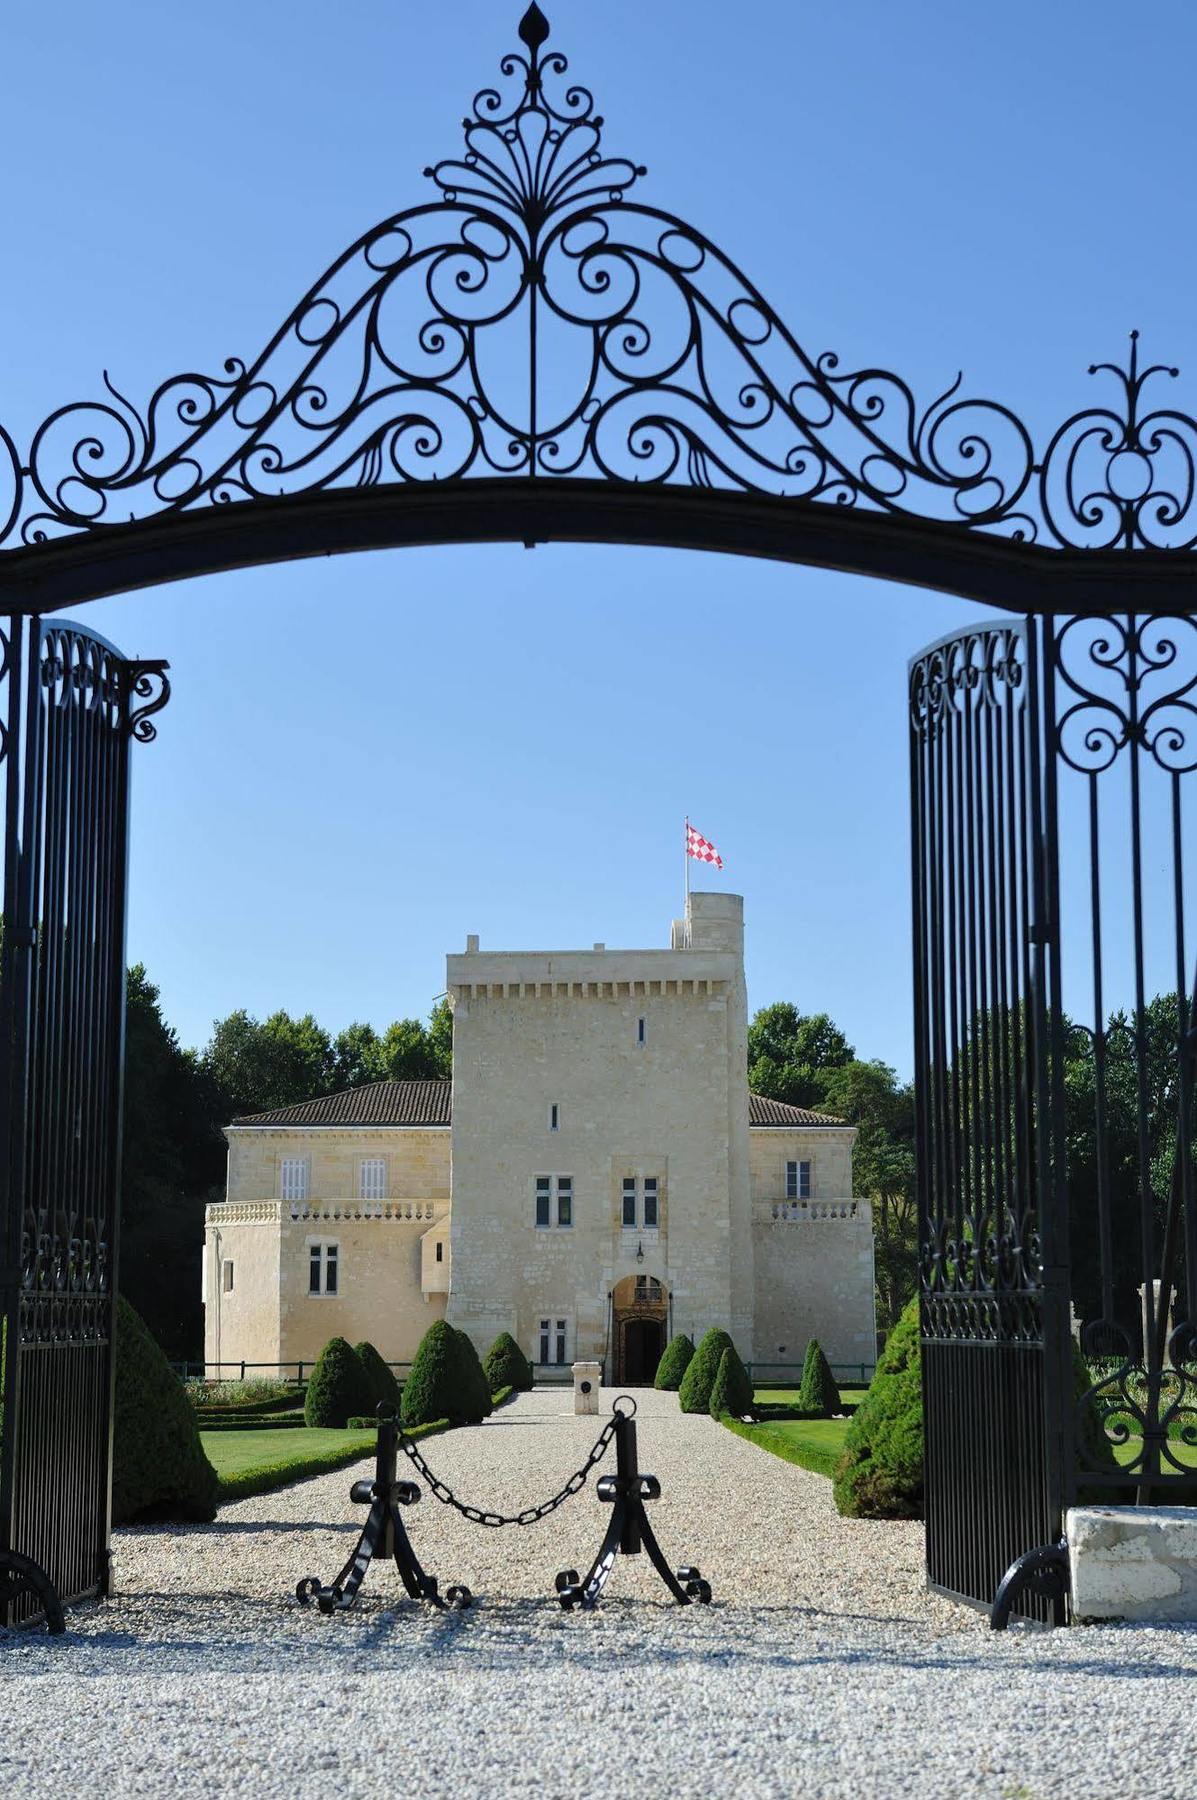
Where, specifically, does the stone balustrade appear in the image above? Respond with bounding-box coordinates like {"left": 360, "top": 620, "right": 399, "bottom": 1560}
{"left": 769, "top": 1200, "right": 860, "bottom": 1222}
{"left": 205, "top": 1198, "right": 446, "bottom": 1226}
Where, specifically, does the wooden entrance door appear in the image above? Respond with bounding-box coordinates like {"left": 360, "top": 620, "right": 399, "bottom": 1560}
{"left": 622, "top": 1318, "right": 665, "bottom": 1385}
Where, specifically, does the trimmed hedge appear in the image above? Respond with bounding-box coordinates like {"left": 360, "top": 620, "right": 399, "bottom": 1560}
{"left": 453, "top": 1328, "right": 495, "bottom": 1423}
{"left": 654, "top": 1333, "right": 695, "bottom": 1391}
{"left": 402, "top": 1321, "right": 465, "bottom": 1427}
{"left": 678, "top": 1328, "right": 734, "bottom": 1414}
{"left": 112, "top": 1297, "right": 219, "bottom": 1525}
{"left": 483, "top": 1331, "right": 534, "bottom": 1394}
{"left": 304, "top": 1337, "right": 374, "bottom": 1428}
{"left": 798, "top": 1338, "right": 841, "bottom": 1418}
{"left": 709, "top": 1344, "right": 754, "bottom": 1419}
{"left": 833, "top": 1297, "right": 922, "bottom": 1519}
{"left": 354, "top": 1340, "right": 401, "bottom": 1414}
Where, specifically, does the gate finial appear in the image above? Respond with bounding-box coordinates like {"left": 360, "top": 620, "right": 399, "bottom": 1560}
{"left": 518, "top": 4, "right": 550, "bottom": 53}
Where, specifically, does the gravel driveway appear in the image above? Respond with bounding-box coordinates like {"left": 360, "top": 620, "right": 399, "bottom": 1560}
{"left": 2, "top": 1388, "right": 1195, "bottom": 1800}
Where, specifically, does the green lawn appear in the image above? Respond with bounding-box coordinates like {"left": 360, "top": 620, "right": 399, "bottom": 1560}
{"left": 753, "top": 1386, "right": 867, "bottom": 1413}
{"left": 724, "top": 1414, "right": 853, "bottom": 1479}
{"left": 201, "top": 1425, "right": 379, "bottom": 1503}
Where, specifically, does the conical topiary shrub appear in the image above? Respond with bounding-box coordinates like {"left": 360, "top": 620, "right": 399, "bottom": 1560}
{"left": 354, "top": 1340, "right": 401, "bottom": 1414}
{"left": 402, "top": 1319, "right": 465, "bottom": 1427}
{"left": 833, "top": 1297, "right": 922, "bottom": 1518}
{"left": 304, "top": 1335, "right": 374, "bottom": 1427}
{"left": 654, "top": 1333, "right": 695, "bottom": 1391}
{"left": 708, "top": 1344, "right": 754, "bottom": 1420}
{"left": 483, "top": 1330, "right": 533, "bottom": 1394}
{"left": 678, "top": 1328, "right": 734, "bottom": 1413}
{"left": 798, "top": 1338, "right": 841, "bottom": 1417}
{"left": 453, "top": 1327, "right": 494, "bottom": 1422}
{"left": 112, "top": 1296, "right": 219, "bottom": 1524}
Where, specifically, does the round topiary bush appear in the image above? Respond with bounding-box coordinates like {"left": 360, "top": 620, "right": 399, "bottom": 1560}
{"left": 112, "top": 1296, "right": 219, "bottom": 1525}
{"left": 483, "top": 1331, "right": 533, "bottom": 1393}
{"left": 708, "top": 1343, "right": 754, "bottom": 1419}
{"left": 453, "top": 1327, "right": 494, "bottom": 1422}
{"left": 304, "top": 1336, "right": 374, "bottom": 1428}
{"left": 654, "top": 1333, "right": 695, "bottom": 1391}
{"left": 678, "top": 1328, "right": 734, "bottom": 1413}
{"left": 402, "top": 1320, "right": 465, "bottom": 1427}
{"left": 833, "top": 1297, "right": 922, "bottom": 1518}
{"left": 798, "top": 1337, "right": 841, "bottom": 1418}
{"left": 354, "top": 1340, "right": 401, "bottom": 1414}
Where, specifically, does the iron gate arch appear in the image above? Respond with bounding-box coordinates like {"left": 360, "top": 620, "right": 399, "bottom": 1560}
{"left": 1, "top": 4, "right": 1196, "bottom": 1627}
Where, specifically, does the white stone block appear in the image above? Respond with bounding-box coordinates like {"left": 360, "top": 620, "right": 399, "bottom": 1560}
{"left": 572, "top": 1361, "right": 601, "bottom": 1414}
{"left": 1068, "top": 1506, "right": 1197, "bottom": 1621}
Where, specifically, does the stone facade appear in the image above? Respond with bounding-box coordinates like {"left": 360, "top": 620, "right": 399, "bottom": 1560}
{"left": 1068, "top": 1506, "right": 1197, "bottom": 1622}
{"left": 203, "top": 893, "right": 876, "bottom": 1380}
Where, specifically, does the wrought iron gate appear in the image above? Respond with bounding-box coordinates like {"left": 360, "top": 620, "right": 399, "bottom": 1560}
{"left": 0, "top": 617, "right": 167, "bottom": 1625}
{"left": 912, "top": 610, "right": 1197, "bottom": 1621}
{"left": 910, "top": 619, "right": 1069, "bottom": 1621}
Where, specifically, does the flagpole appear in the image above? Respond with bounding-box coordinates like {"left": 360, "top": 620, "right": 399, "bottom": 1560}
{"left": 684, "top": 814, "right": 690, "bottom": 916}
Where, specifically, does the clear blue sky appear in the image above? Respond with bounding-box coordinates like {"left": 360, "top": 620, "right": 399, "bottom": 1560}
{"left": 3, "top": 0, "right": 1194, "bottom": 1072}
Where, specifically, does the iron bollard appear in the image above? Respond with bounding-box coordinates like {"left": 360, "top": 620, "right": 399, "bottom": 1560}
{"left": 555, "top": 1397, "right": 711, "bottom": 1610}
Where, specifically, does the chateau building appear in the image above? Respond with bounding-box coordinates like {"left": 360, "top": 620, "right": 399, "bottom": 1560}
{"left": 203, "top": 894, "right": 875, "bottom": 1383}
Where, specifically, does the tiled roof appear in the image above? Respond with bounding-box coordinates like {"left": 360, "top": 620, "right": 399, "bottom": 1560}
{"left": 748, "top": 1092, "right": 846, "bottom": 1128}
{"left": 231, "top": 1078, "right": 452, "bottom": 1129}
{"left": 230, "top": 1079, "right": 841, "bottom": 1131}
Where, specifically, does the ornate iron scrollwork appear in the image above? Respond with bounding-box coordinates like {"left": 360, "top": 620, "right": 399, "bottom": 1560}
{"left": 2, "top": 7, "right": 1196, "bottom": 554}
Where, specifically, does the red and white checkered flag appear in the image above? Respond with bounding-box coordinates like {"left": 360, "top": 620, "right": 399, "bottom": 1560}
{"left": 686, "top": 821, "right": 724, "bottom": 869}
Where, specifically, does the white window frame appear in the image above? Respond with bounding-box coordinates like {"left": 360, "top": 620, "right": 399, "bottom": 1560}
{"left": 307, "top": 1237, "right": 340, "bottom": 1297}
{"left": 786, "top": 1159, "right": 813, "bottom": 1201}
{"left": 358, "top": 1156, "right": 387, "bottom": 1201}
{"left": 534, "top": 1174, "right": 573, "bottom": 1229}
{"left": 280, "top": 1157, "right": 309, "bottom": 1204}
{"left": 537, "top": 1315, "right": 571, "bottom": 1366}
{"left": 621, "top": 1173, "right": 663, "bottom": 1231}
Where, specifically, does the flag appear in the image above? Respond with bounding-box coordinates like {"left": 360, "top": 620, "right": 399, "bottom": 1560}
{"left": 686, "top": 821, "right": 724, "bottom": 869}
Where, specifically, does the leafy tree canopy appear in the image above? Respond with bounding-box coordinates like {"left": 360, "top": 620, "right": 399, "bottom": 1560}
{"left": 747, "top": 1003, "right": 854, "bottom": 1111}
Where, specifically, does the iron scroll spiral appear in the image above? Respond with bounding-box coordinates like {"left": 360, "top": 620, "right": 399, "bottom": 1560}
{"left": 2, "top": 9, "right": 1196, "bottom": 555}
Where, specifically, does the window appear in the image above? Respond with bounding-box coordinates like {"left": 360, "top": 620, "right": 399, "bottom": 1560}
{"left": 555, "top": 1318, "right": 567, "bottom": 1365}
{"left": 280, "top": 1157, "right": 308, "bottom": 1203}
{"left": 786, "top": 1159, "right": 813, "bottom": 1201}
{"left": 308, "top": 1241, "right": 339, "bottom": 1296}
{"left": 222, "top": 1260, "right": 234, "bottom": 1294}
{"left": 637, "top": 1016, "right": 646, "bottom": 1045}
{"left": 435, "top": 1240, "right": 444, "bottom": 1263}
{"left": 622, "top": 1175, "right": 662, "bottom": 1229}
{"left": 549, "top": 1102, "right": 559, "bottom": 1131}
{"left": 539, "top": 1317, "right": 569, "bottom": 1365}
{"left": 535, "top": 1175, "right": 573, "bottom": 1228}
{"left": 359, "top": 1157, "right": 386, "bottom": 1201}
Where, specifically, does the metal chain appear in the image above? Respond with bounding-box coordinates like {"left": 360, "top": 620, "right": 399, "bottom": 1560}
{"left": 396, "top": 1411, "right": 620, "bottom": 1528}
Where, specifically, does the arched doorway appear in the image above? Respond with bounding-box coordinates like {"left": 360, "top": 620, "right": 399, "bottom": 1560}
{"left": 612, "top": 1274, "right": 669, "bottom": 1386}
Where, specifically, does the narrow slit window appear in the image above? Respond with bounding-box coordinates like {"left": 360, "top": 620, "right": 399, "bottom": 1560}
{"left": 550, "top": 1102, "right": 559, "bottom": 1132}
{"left": 622, "top": 1177, "right": 637, "bottom": 1228}
{"left": 222, "top": 1260, "right": 234, "bottom": 1294}
{"left": 643, "top": 1177, "right": 659, "bottom": 1229}
{"left": 637, "top": 1017, "right": 646, "bottom": 1045}
{"left": 435, "top": 1240, "right": 444, "bottom": 1263}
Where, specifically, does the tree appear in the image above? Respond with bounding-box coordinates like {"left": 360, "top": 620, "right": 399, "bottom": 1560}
{"left": 202, "top": 1008, "right": 335, "bottom": 1119}
{"left": 819, "top": 1058, "right": 918, "bottom": 1332}
{"left": 377, "top": 1017, "right": 440, "bottom": 1080}
{"left": 427, "top": 998, "right": 454, "bottom": 1077}
{"left": 654, "top": 1333, "right": 695, "bottom": 1391}
{"left": 483, "top": 1331, "right": 534, "bottom": 1393}
{"left": 112, "top": 1296, "right": 219, "bottom": 1524}
{"left": 305, "top": 1336, "right": 374, "bottom": 1427}
{"left": 121, "top": 966, "right": 224, "bottom": 1358}
{"left": 747, "top": 1003, "right": 854, "bottom": 1111}
{"left": 332, "top": 1021, "right": 385, "bottom": 1090}
{"left": 678, "top": 1328, "right": 734, "bottom": 1413}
